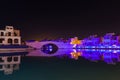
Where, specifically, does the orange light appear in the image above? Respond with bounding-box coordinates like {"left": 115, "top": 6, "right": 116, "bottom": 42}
{"left": 70, "top": 37, "right": 81, "bottom": 45}
{"left": 70, "top": 52, "right": 82, "bottom": 60}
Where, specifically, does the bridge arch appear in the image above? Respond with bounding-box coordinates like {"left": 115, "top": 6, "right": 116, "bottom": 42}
{"left": 26, "top": 41, "right": 73, "bottom": 49}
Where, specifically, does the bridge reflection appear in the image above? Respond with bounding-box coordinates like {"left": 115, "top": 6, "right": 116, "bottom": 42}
{"left": 2, "top": 49, "right": 120, "bottom": 75}
{"left": 28, "top": 49, "right": 120, "bottom": 64}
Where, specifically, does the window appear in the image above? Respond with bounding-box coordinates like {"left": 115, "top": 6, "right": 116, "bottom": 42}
{"left": 0, "top": 38, "right": 4, "bottom": 43}
{"left": 7, "top": 56, "right": 12, "bottom": 62}
{"left": 14, "top": 39, "right": 19, "bottom": 43}
{"left": 1, "top": 32, "right": 4, "bottom": 36}
{"left": 8, "top": 32, "right": 11, "bottom": 36}
{"left": 14, "top": 32, "right": 17, "bottom": 36}
{"left": 14, "top": 57, "right": 18, "bottom": 61}
{"left": 8, "top": 38, "right": 12, "bottom": 44}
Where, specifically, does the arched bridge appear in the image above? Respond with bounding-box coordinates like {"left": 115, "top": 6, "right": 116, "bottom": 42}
{"left": 25, "top": 41, "right": 73, "bottom": 49}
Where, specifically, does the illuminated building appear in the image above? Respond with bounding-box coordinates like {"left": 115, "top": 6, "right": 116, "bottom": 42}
{"left": 0, "top": 26, "right": 21, "bottom": 45}
{"left": 82, "top": 35, "right": 100, "bottom": 46}
{"left": 26, "top": 33, "right": 120, "bottom": 49}
{"left": 0, "top": 26, "right": 30, "bottom": 52}
{"left": 102, "top": 33, "right": 120, "bottom": 45}
{"left": 75, "top": 33, "right": 120, "bottom": 49}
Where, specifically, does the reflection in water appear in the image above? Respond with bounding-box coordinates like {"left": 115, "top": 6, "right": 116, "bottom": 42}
{"left": 41, "top": 43, "right": 58, "bottom": 54}
{"left": 2, "top": 49, "right": 120, "bottom": 80}
{"left": 28, "top": 49, "right": 120, "bottom": 64}
{"left": 0, "top": 52, "right": 28, "bottom": 75}
{"left": 71, "top": 49, "right": 120, "bottom": 64}
{"left": 1, "top": 49, "right": 120, "bottom": 77}
{"left": 27, "top": 49, "right": 73, "bottom": 57}
{"left": 70, "top": 49, "right": 82, "bottom": 60}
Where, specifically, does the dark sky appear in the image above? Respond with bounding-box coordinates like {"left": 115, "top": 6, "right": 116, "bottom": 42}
{"left": 0, "top": 0, "right": 120, "bottom": 40}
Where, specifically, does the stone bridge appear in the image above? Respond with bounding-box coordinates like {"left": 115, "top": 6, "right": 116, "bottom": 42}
{"left": 25, "top": 41, "right": 73, "bottom": 49}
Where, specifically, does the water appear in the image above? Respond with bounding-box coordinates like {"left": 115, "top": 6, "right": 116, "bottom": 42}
{"left": 1, "top": 49, "right": 120, "bottom": 80}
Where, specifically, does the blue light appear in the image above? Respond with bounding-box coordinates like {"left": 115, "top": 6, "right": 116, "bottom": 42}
{"left": 92, "top": 46, "right": 95, "bottom": 48}
{"left": 100, "top": 49, "right": 105, "bottom": 52}
{"left": 49, "top": 45, "right": 52, "bottom": 49}
{"left": 92, "top": 49, "right": 96, "bottom": 51}
{"left": 108, "top": 50, "right": 112, "bottom": 52}
{"left": 49, "top": 48, "right": 52, "bottom": 51}
{"left": 113, "top": 50, "right": 117, "bottom": 53}
{"left": 117, "top": 46, "right": 120, "bottom": 48}
{"left": 108, "top": 46, "right": 112, "bottom": 48}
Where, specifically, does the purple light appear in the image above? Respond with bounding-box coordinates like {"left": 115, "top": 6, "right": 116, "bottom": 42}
{"left": 73, "top": 49, "right": 120, "bottom": 64}
{"left": 73, "top": 33, "right": 120, "bottom": 49}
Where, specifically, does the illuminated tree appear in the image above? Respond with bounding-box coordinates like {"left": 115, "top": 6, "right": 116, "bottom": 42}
{"left": 70, "top": 37, "right": 81, "bottom": 48}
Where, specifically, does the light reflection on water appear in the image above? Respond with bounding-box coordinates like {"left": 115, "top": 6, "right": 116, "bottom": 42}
{"left": 1, "top": 49, "right": 120, "bottom": 76}
{"left": 0, "top": 52, "right": 28, "bottom": 75}
{"left": 74, "top": 49, "right": 120, "bottom": 65}
{"left": 27, "top": 49, "right": 73, "bottom": 57}
{"left": 28, "top": 49, "right": 120, "bottom": 65}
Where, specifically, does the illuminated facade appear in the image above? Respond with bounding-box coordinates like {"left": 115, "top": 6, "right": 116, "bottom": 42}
{"left": 0, "top": 26, "right": 21, "bottom": 45}
{"left": 26, "top": 33, "right": 120, "bottom": 49}
{"left": 102, "top": 33, "right": 120, "bottom": 45}
{"left": 75, "top": 33, "right": 120, "bottom": 49}
{"left": 82, "top": 35, "right": 101, "bottom": 46}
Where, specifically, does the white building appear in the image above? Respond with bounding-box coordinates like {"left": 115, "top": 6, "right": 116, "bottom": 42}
{"left": 0, "top": 26, "right": 21, "bottom": 45}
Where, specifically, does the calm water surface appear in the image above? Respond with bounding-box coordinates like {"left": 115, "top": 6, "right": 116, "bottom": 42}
{"left": 1, "top": 49, "right": 120, "bottom": 80}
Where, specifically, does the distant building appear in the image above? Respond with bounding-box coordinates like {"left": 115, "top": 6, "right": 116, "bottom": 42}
{"left": 0, "top": 26, "right": 21, "bottom": 45}
{"left": 82, "top": 35, "right": 100, "bottom": 45}
{"left": 102, "top": 33, "right": 120, "bottom": 45}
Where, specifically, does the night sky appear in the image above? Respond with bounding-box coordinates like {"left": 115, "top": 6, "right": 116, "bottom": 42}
{"left": 0, "top": 1, "right": 120, "bottom": 40}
